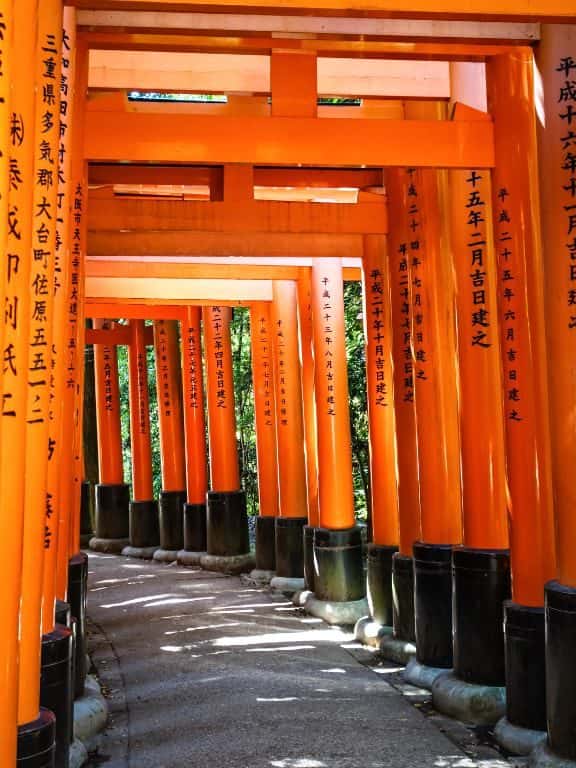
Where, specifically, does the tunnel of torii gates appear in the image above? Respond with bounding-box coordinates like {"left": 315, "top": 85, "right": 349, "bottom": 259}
{"left": 3, "top": 1, "right": 576, "bottom": 767}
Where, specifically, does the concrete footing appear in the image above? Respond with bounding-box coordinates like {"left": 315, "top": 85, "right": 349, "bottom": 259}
{"left": 89, "top": 537, "right": 130, "bottom": 554}
{"left": 404, "top": 657, "right": 449, "bottom": 690}
{"left": 247, "top": 569, "right": 275, "bottom": 586}
{"left": 177, "top": 550, "right": 206, "bottom": 566}
{"left": 431, "top": 671, "right": 506, "bottom": 725}
{"left": 304, "top": 594, "right": 369, "bottom": 626}
{"left": 529, "top": 742, "right": 576, "bottom": 767}
{"left": 270, "top": 575, "right": 305, "bottom": 595}
{"left": 121, "top": 545, "right": 158, "bottom": 560}
{"left": 494, "top": 717, "right": 547, "bottom": 756}
{"left": 200, "top": 552, "right": 255, "bottom": 575}
{"left": 80, "top": 534, "right": 92, "bottom": 548}
{"left": 354, "top": 616, "right": 391, "bottom": 649}
{"left": 153, "top": 548, "right": 180, "bottom": 563}
{"left": 379, "top": 635, "right": 417, "bottom": 665}
{"left": 72, "top": 673, "right": 108, "bottom": 764}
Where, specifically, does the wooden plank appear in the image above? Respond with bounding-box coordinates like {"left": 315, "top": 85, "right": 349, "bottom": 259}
{"left": 77, "top": 11, "right": 540, "bottom": 41}
{"left": 86, "top": 276, "right": 275, "bottom": 302}
{"left": 87, "top": 230, "right": 364, "bottom": 257}
{"left": 88, "top": 302, "right": 188, "bottom": 319}
{"left": 88, "top": 49, "right": 450, "bottom": 99}
{"left": 85, "top": 111, "right": 494, "bottom": 168}
{"left": 87, "top": 196, "right": 387, "bottom": 233}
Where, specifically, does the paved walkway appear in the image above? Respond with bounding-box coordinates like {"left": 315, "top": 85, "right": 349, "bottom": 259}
{"left": 86, "top": 552, "right": 509, "bottom": 768}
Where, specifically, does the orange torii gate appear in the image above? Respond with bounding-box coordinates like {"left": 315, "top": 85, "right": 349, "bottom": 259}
{"left": 3, "top": 5, "right": 576, "bottom": 768}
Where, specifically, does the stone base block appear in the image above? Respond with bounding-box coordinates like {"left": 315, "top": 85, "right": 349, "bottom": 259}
{"left": 379, "top": 635, "right": 417, "bottom": 666}
{"left": 200, "top": 552, "right": 255, "bottom": 575}
{"left": 431, "top": 671, "right": 506, "bottom": 726}
{"left": 304, "top": 593, "right": 369, "bottom": 626}
{"left": 293, "top": 589, "right": 313, "bottom": 607}
{"left": 80, "top": 534, "right": 92, "bottom": 548}
{"left": 530, "top": 742, "right": 576, "bottom": 768}
{"left": 177, "top": 550, "right": 206, "bottom": 566}
{"left": 74, "top": 674, "right": 108, "bottom": 753}
{"left": 89, "top": 536, "right": 130, "bottom": 554}
{"left": 153, "top": 548, "right": 180, "bottom": 563}
{"left": 494, "top": 716, "right": 547, "bottom": 756}
{"left": 270, "top": 575, "right": 305, "bottom": 595}
{"left": 404, "top": 657, "right": 449, "bottom": 691}
{"left": 354, "top": 616, "right": 391, "bottom": 649}
{"left": 248, "top": 569, "right": 275, "bottom": 585}
{"left": 122, "top": 545, "right": 158, "bottom": 560}
{"left": 70, "top": 738, "right": 88, "bottom": 768}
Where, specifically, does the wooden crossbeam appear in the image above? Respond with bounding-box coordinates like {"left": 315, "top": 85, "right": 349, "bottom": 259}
{"left": 87, "top": 196, "right": 387, "bottom": 234}
{"left": 86, "top": 276, "right": 274, "bottom": 304}
{"left": 70, "top": 1, "right": 574, "bottom": 20}
{"left": 88, "top": 50, "right": 451, "bottom": 99}
{"left": 86, "top": 325, "right": 155, "bottom": 345}
{"left": 88, "top": 302, "right": 188, "bottom": 320}
{"left": 88, "top": 164, "right": 383, "bottom": 188}
{"left": 87, "top": 230, "right": 364, "bottom": 257}
{"left": 85, "top": 111, "right": 494, "bottom": 168}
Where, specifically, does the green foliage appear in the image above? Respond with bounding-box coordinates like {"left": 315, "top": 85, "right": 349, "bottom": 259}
{"left": 114, "top": 292, "right": 369, "bottom": 522}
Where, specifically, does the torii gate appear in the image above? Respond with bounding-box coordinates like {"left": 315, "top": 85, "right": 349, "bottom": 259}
{"left": 1, "top": 4, "right": 576, "bottom": 768}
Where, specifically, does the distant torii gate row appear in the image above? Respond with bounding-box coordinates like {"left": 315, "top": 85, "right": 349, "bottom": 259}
{"left": 1, "top": 5, "right": 576, "bottom": 768}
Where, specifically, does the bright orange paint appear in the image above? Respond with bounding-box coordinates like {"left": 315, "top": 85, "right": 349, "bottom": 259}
{"left": 297, "top": 274, "right": 319, "bottom": 527}
{"left": 487, "top": 50, "right": 556, "bottom": 604}
{"left": 0, "top": 0, "right": 30, "bottom": 759}
{"left": 94, "top": 319, "right": 125, "bottom": 485}
{"left": 181, "top": 307, "right": 208, "bottom": 504}
{"left": 19, "top": 0, "right": 63, "bottom": 725}
{"left": 311, "top": 259, "right": 355, "bottom": 530}
{"left": 43, "top": 6, "right": 77, "bottom": 634}
{"left": 128, "top": 320, "right": 154, "bottom": 501}
{"left": 386, "top": 168, "right": 422, "bottom": 556}
{"left": 271, "top": 282, "right": 308, "bottom": 519}
{"left": 153, "top": 319, "right": 186, "bottom": 491}
{"left": 448, "top": 168, "right": 508, "bottom": 550}
{"left": 362, "top": 235, "right": 399, "bottom": 546}
{"left": 250, "top": 303, "right": 279, "bottom": 518}
{"left": 203, "top": 306, "right": 240, "bottom": 491}
{"left": 407, "top": 166, "right": 462, "bottom": 546}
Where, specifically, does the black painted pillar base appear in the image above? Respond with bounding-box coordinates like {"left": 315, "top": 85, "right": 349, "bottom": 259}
{"left": 80, "top": 481, "right": 93, "bottom": 546}
{"left": 414, "top": 542, "right": 454, "bottom": 669}
{"left": 275, "top": 517, "right": 307, "bottom": 579}
{"left": 91, "top": 483, "right": 130, "bottom": 552}
{"left": 453, "top": 547, "right": 511, "bottom": 686}
{"left": 183, "top": 503, "right": 207, "bottom": 552}
{"left": 543, "top": 580, "right": 576, "bottom": 761}
{"left": 392, "top": 553, "right": 415, "bottom": 641}
{"left": 255, "top": 516, "right": 276, "bottom": 572}
{"left": 303, "top": 525, "right": 316, "bottom": 592}
{"left": 206, "top": 490, "right": 250, "bottom": 557}
{"left": 17, "top": 709, "right": 56, "bottom": 768}
{"left": 367, "top": 544, "right": 398, "bottom": 627}
{"left": 40, "top": 625, "right": 73, "bottom": 768}
{"left": 158, "top": 490, "right": 186, "bottom": 552}
{"left": 55, "top": 600, "right": 71, "bottom": 629}
{"left": 128, "top": 500, "right": 159, "bottom": 550}
{"left": 68, "top": 553, "right": 88, "bottom": 699}
{"left": 313, "top": 527, "right": 365, "bottom": 603}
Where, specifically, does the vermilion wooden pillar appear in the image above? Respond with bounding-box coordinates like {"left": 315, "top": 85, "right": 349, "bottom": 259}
{"left": 386, "top": 167, "right": 421, "bottom": 644}
{"left": 92, "top": 319, "right": 130, "bottom": 552}
{"left": 250, "top": 303, "right": 279, "bottom": 575}
{"left": 517, "top": 35, "right": 572, "bottom": 756}
{"left": 310, "top": 258, "right": 365, "bottom": 606}
{"left": 297, "top": 274, "right": 320, "bottom": 591}
{"left": 203, "top": 306, "right": 251, "bottom": 567}
{"left": 153, "top": 319, "right": 186, "bottom": 560}
{"left": 179, "top": 307, "right": 209, "bottom": 562}
{"left": 0, "top": 2, "right": 41, "bottom": 764}
{"left": 362, "top": 234, "right": 399, "bottom": 628}
{"left": 271, "top": 281, "right": 308, "bottom": 583}
{"left": 124, "top": 320, "right": 159, "bottom": 557}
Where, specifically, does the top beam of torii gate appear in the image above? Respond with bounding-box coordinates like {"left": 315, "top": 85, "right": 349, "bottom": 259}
{"left": 69, "top": 0, "right": 575, "bottom": 19}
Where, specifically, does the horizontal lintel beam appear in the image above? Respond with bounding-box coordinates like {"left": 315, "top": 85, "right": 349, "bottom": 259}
{"left": 86, "top": 276, "right": 275, "bottom": 304}
{"left": 87, "top": 197, "right": 387, "bottom": 234}
{"left": 85, "top": 325, "right": 155, "bottom": 345}
{"left": 85, "top": 112, "right": 494, "bottom": 168}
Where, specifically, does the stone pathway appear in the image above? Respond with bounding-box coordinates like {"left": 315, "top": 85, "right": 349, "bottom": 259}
{"left": 85, "top": 552, "right": 515, "bottom": 768}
